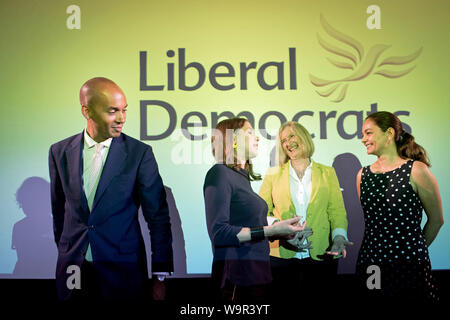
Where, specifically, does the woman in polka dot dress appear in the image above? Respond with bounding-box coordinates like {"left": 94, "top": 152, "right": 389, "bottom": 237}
{"left": 356, "top": 111, "right": 444, "bottom": 302}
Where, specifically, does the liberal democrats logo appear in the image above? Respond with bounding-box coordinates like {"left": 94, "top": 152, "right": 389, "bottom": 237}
{"left": 310, "top": 15, "right": 422, "bottom": 103}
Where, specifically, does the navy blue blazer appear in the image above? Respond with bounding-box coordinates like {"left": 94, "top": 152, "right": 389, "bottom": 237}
{"left": 49, "top": 132, "right": 173, "bottom": 300}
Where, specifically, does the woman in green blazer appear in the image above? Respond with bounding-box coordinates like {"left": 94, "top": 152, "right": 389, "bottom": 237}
{"left": 259, "top": 121, "right": 352, "bottom": 301}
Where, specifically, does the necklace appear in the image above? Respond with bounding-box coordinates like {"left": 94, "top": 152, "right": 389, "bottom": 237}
{"left": 372, "top": 158, "right": 407, "bottom": 173}
{"left": 292, "top": 159, "right": 310, "bottom": 179}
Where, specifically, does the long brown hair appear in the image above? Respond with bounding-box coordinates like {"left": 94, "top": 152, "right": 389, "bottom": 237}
{"left": 211, "top": 118, "right": 261, "bottom": 181}
{"left": 366, "top": 111, "right": 430, "bottom": 166}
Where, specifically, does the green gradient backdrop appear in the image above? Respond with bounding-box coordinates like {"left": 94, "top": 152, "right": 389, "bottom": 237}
{"left": 1, "top": 0, "right": 449, "bottom": 276}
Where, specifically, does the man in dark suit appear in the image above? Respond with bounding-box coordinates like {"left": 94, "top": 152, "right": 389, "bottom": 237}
{"left": 49, "top": 77, "right": 173, "bottom": 300}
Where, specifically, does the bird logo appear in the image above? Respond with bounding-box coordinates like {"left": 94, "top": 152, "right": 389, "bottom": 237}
{"left": 310, "top": 15, "right": 422, "bottom": 103}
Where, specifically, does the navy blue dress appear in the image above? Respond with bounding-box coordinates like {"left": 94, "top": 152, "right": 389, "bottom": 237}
{"left": 204, "top": 164, "right": 271, "bottom": 287}
{"left": 356, "top": 160, "right": 438, "bottom": 301}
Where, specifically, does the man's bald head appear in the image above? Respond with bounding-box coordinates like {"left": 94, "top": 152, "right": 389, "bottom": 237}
{"left": 80, "top": 77, "right": 128, "bottom": 142}
{"left": 79, "top": 77, "right": 124, "bottom": 107}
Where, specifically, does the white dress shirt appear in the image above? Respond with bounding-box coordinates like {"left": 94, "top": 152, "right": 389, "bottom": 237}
{"left": 83, "top": 130, "right": 112, "bottom": 208}
{"left": 289, "top": 160, "right": 348, "bottom": 260}
{"left": 289, "top": 160, "right": 313, "bottom": 259}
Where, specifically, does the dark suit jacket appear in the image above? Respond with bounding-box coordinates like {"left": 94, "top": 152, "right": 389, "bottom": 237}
{"left": 49, "top": 132, "right": 173, "bottom": 300}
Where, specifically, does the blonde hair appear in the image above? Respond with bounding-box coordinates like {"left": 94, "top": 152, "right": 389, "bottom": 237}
{"left": 276, "top": 121, "right": 315, "bottom": 166}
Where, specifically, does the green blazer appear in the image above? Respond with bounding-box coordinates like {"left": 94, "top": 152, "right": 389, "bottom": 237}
{"left": 259, "top": 161, "right": 348, "bottom": 260}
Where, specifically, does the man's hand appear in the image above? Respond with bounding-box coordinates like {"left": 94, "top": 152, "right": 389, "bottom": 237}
{"left": 151, "top": 277, "right": 166, "bottom": 301}
{"left": 326, "top": 235, "right": 354, "bottom": 258}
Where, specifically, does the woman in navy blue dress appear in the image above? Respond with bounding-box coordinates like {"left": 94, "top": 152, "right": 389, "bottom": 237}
{"left": 204, "top": 118, "right": 303, "bottom": 301}
{"left": 356, "top": 112, "right": 443, "bottom": 302}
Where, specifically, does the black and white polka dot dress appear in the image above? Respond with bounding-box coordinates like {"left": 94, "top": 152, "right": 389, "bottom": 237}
{"left": 356, "top": 160, "right": 438, "bottom": 302}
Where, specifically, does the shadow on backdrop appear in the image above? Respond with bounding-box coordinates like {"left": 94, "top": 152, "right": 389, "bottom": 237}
{"left": 11, "top": 177, "right": 56, "bottom": 278}
{"left": 8, "top": 179, "right": 186, "bottom": 279}
{"left": 139, "top": 186, "right": 187, "bottom": 277}
{"left": 332, "top": 153, "right": 365, "bottom": 274}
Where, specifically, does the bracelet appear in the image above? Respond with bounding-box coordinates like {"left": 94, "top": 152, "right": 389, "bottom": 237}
{"left": 250, "top": 226, "right": 265, "bottom": 241}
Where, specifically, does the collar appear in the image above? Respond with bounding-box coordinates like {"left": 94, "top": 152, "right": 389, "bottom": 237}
{"left": 289, "top": 159, "right": 313, "bottom": 181}
{"left": 218, "top": 162, "right": 250, "bottom": 179}
{"left": 84, "top": 129, "right": 112, "bottom": 149}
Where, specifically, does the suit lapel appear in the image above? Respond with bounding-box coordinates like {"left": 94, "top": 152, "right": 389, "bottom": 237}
{"left": 308, "top": 161, "right": 320, "bottom": 206}
{"left": 281, "top": 162, "right": 296, "bottom": 217}
{"left": 65, "top": 133, "right": 90, "bottom": 216}
{"left": 91, "top": 135, "right": 127, "bottom": 213}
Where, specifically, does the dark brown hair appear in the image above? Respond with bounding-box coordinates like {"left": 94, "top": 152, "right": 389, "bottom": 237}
{"left": 366, "top": 111, "right": 430, "bottom": 167}
{"left": 212, "top": 118, "right": 261, "bottom": 181}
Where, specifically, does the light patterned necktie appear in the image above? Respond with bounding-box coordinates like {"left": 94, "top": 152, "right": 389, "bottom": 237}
{"left": 85, "top": 143, "right": 103, "bottom": 262}
{"left": 86, "top": 143, "right": 104, "bottom": 202}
